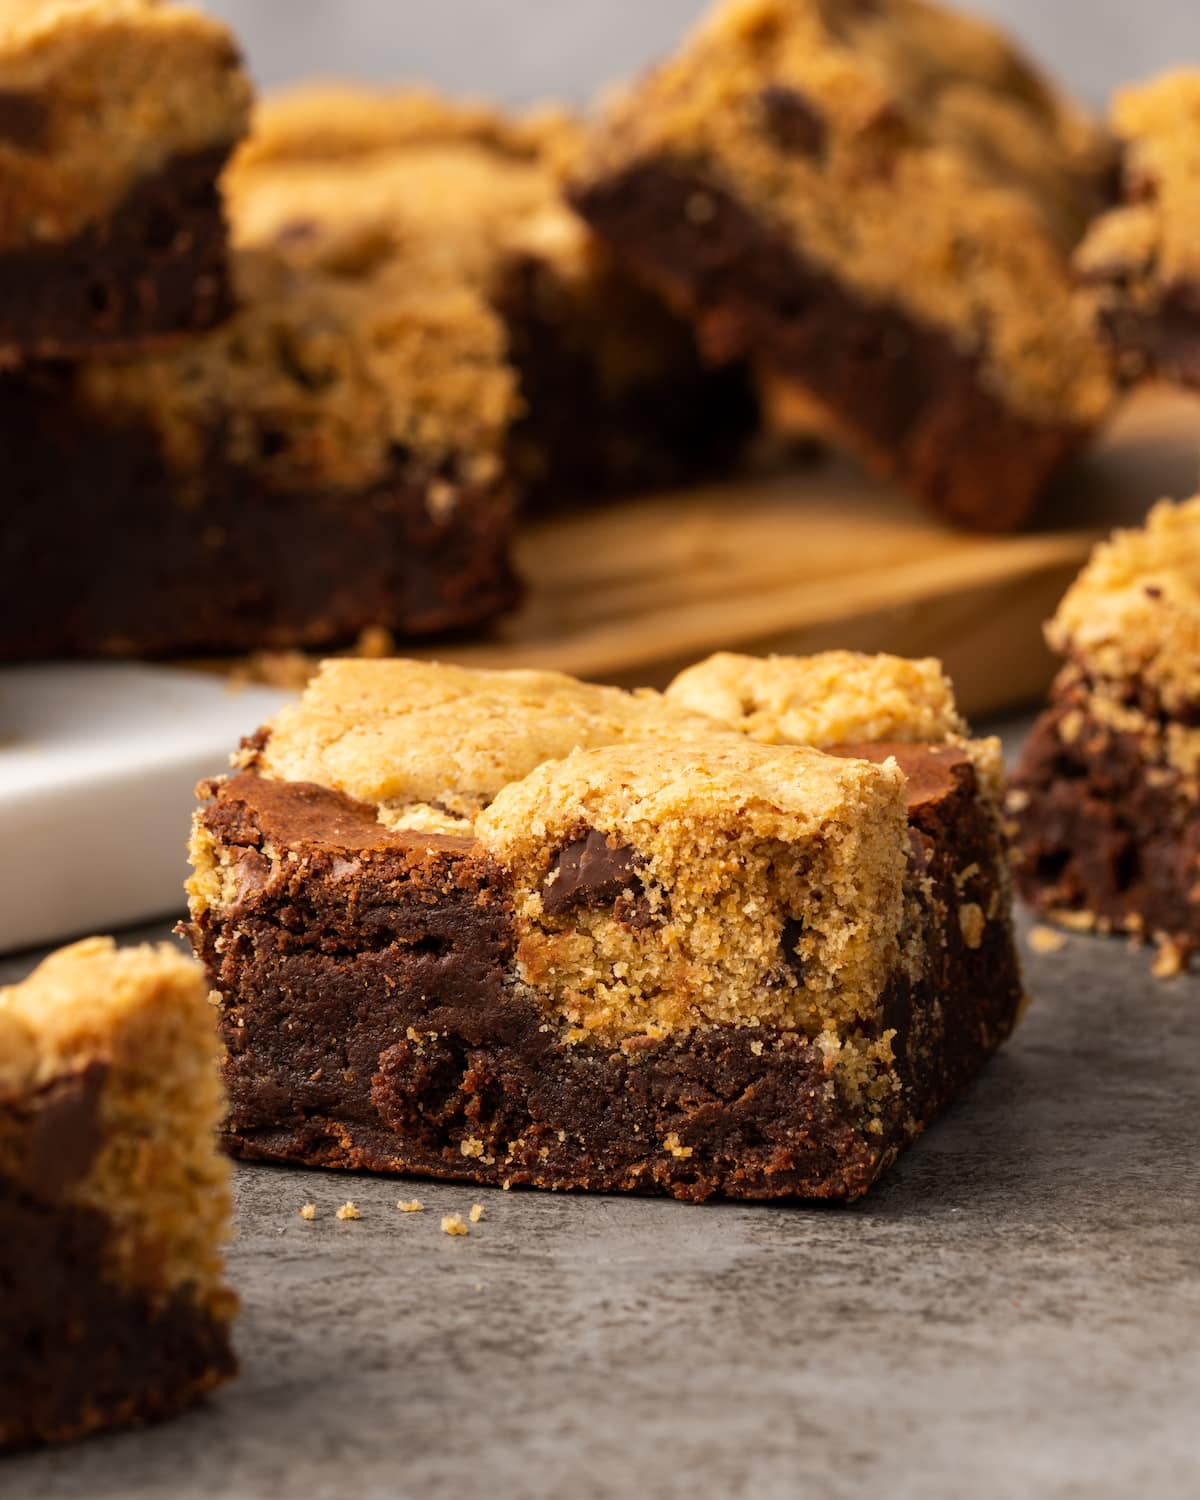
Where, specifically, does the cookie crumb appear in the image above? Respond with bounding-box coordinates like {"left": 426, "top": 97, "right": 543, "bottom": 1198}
{"left": 336, "top": 1201, "right": 361, "bottom": 1221}
{"left": 469, "top": 1203, "right": 484, "bottom": 1223}
{"left": 298, "top": 1203, "right": 316, "bottom": 1220}
{"left": 460, "top": 1136, "right": 485, "bottom": 1159}
{"left": 442, "top": 1213, "right": 469, "bottom": 1236}
{"left": 958, "top": 902, "right": 986, "bottom": 950}
{"left": 663, "top": 1132, "right": 693, "bottom": 1160}
{"left": 1029, "top": 924, "right": 1066, "bottom": 955}
{"left": 1152, "top": 938, "right": 1187, "bottom": 980}
{"left": 396, "top": 1199, "right": 424, "bottom": 1213}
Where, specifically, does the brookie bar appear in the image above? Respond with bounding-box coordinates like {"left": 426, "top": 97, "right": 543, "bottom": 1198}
{"left": 185, "top": 652, "right": 1023, "bottom": 1202}
{"left": 1011, "top": 495, "right": 1200, "bottom": 974}
{"left": 0, "top": 938, "right": 236, "bottom": 1451}
{"left": 570, "top": 0, "right": 1115, "bottom": 530}
{"left": 0, "top": 0, "right": 251, "bottom": 360}
{"left": 227, "top": 83, "right": 756, "bottom": 506}
{"left": 1075, "top": 70, "right": 1200, "bottom": 389}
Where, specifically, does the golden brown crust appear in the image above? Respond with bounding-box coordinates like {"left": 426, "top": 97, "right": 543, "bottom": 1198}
{"left": 1048, "top": 494, "right": 1200, "bottom": 714}
{"left": 245, "top": 659, "right": 717, "bottom": 835}
{"left": 665, "top": 650, "right": 966, "bottom": 746}
{"left": 0, "top": 0, "right": 251, "bottom": 248}
{"left": 576, "top": 0, "right": 1113, "bottom": 426}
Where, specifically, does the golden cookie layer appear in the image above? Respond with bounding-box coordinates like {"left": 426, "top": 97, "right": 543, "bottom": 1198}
{"left": 0, "top": 937, "right": 231, "bottom": 1313}
{"left": 577, "top": 0, "right": 1113, "bottom": 425}
{"left": 0, "top": 0, "right": 250, "bottom": 248}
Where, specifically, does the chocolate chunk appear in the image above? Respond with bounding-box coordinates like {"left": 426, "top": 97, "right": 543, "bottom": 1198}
{"left": 0, "top": 91, "right": 50, "bottom": 152}
{"left": 780, "top": 917, "right": 806, "bottom": 979}
{"left": 759, "top": 86, "right": 827, "bottom": 159}
{"left": 0, "top": 1060, "right": 108, "bottom": 1200}
{"left": 542, "top": 829, "right": 644, "bottom": 917}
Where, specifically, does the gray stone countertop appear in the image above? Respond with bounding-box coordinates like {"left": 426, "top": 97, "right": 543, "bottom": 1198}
{"left": 4, "top": 719, "right": 1199, "bottom": 1500}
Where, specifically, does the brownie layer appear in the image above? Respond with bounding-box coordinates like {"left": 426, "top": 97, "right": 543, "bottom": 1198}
{"left": 498, "top": 256, "right": 758, "bottom": 507}
{"left": 186, "top": 744, "right": 1021, "bottom": 1202}
{"left": 1011, "top": 686, "right": 1200, "bottom": 952}
{"left": 0, "top": 1066, "right": 235, "bottom": 1451}
{"left": 0, "top": 146, "right": 236, "bottom": 363}
{"left": 1097, "top": 287, "right": 1200, "bottom": 389}
{"left": 571, "top": 163, "right": 1086, "bottom": 531}
{"left": 0, "top": 371, "right": 518, "bottom": 659}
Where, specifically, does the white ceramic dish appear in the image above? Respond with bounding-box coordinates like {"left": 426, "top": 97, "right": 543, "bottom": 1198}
{"left": 0, "top": 664, "right": 291, "bottom": 954}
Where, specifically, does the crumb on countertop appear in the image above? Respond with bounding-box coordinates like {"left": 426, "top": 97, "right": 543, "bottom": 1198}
{"left": 442, "top": 1213, "right": 469, "bottom": 1236}
{"left": 298, "top": 1202, "right": 316, "bottom": 1220}
{"left": 469, "top": 1203, "right": 484, "bottom": 1223}
{"left": 1152, "top": 938, "right": 1187, "bottom": 980}
{"left": 336, "top": 1201, "right": 361, "bottom": 1221}
{"left": 397, "top": 1199, "right": 424, "bottom": 1213}
{"left": 1029, "top": 924, "right": 1067, "bottom": 955}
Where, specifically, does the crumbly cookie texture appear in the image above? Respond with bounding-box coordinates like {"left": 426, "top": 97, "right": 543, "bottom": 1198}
{"left": 666, "top": 650, "right": 965, "bottom": 748}
{"left": 74, "top": 233, "right": 517, "bottom": 496}
{"left": 227, "top": 84, "right": 708, "bottom": 406}
{"left": 667, "top": 649, "right": 1005, "bottom": 805}
{"left": 1048, "top": 495, "right": 1200, "bottom": 721}
{"left": 0, "top": 0, "right": 251, "bottom": 248}
{"left": 1075, "top": 70, "right": 1200, "bottom": 385}
{"left": 477, "top": 736, "right": 907, "bottom": 1044}
{"left": 0, "top": 936, "right": 233, "bottom": 1320}
{"left": 227, "top": 84, "right": 591, "bottom": 290}
{"left": 245, "top": 659, "right": 716, "bottom": 836}
{"left": 575, "top": 0, "right": 1113, "bottom": 426}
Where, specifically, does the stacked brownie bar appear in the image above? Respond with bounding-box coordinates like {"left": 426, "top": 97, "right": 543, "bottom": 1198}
{"left": 226, "top": 83, "right": 756, "bottom": 506}
{"left": 0, "top": 75, "right": 758, "bottom": 661}
{"left": 1, "top": 937, "right": 236, "bottom": 1450}
{"left": 184, "top": 651, "right": 1023, "bottom": 1202}
{"left": 1011, "top": 495, "right": 1200, "bottom": 974}
{"left": 0, "top": 0, "right": 251, "bottom": 360}
{"left": 1075, "top": 70, "right": 1200, "bottom": 388}
{"left": 570, "top": 0, "right": 1116, "bottom": 530}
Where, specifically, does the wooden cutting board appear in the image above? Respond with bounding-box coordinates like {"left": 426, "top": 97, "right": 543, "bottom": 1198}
{"left": 411, "top": 385, "right": 1199, "bottom": 719}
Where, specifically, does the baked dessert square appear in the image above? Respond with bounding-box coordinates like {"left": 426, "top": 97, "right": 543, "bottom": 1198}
{"left": 0, "top": 937, "right": 236, "bottom": 1451}
{"left": 0, "top": 0, "right": 252, "bottom": 361}
{"left": 0, "top": 202, "right": 520, "bottom": 658}
{"left": 184, "top": 653, "right": 1023, "bottom": 1202}
{"left": 227, "top": 83, "right": 757, "bottom": 506}
{"left": 1075, "top": 71, "right": 1200, "bottom": 389}
{"left": 1010, "top": 495, "right": 1200, "bottom": 973}
{"left": 570, "top": 0, "right": 1115, "bottom": 531}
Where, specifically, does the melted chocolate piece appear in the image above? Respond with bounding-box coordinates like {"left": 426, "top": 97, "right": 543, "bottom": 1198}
{"left": 0, "top": 1060, "right": 108, "bottom": 1201}
{"left": 759, "top": 86, "right": 827, "bottom": 159}
{"left": 543, "top": 829, "right": 643, "bottom": 916}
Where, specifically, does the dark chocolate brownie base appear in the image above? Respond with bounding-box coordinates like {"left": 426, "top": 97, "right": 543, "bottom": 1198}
{"left": 498, "top": 256, "right": 759, "bottom": 509}
{"left": 0, "top": 369, "right": 518, "bottom": 659}
{"left": 1011, "top": 682, "right": 1200, "bottom": 954}
{"left": 0, "top": 146, "right": 237, "bottom": 364}
{"left": 1098, "top": 288, "right": 1200, "bottom": 390}
{"left": 0, "top": 1066, "right": 236, "bottom": 1451}
{"left": 570, "top": 163, "right": 1086, "bottom": 532}
{"left": 184, "top": 745, "right": 1022, "bottom": 1203}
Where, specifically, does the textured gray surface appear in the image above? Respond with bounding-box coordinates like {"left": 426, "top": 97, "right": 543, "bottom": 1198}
{"left": 203, "top": 0, "right": 1199, "bottom": 106}
{"left": 3, "top": 721, "right": 1200, "bottom": 1499}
